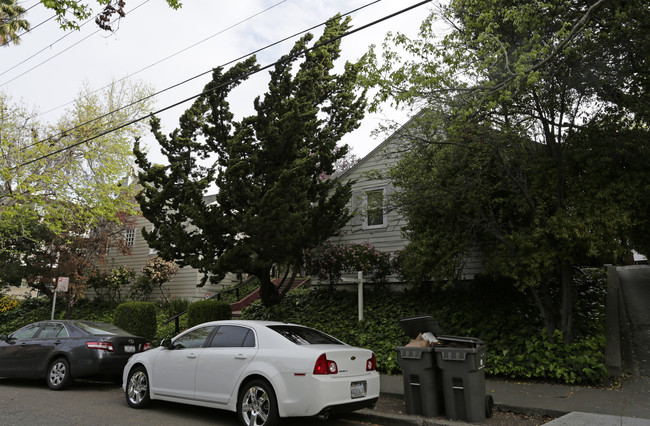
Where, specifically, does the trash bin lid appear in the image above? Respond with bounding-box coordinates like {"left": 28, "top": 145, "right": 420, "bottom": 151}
{"left": 399, "top": 315, "right": 443, "bottom": 338}
{"left": 437, "top": 335, "right": 485, "bottom": 348}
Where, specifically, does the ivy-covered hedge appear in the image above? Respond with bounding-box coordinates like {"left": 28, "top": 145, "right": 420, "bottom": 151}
{"left": 243, "top": 269, "right": 608, "bottom": 385}
{"left": 187, "top": 300, "right": 232, "bottom": 328}
{"left": 114, "top": 301, "right": 158, "bottom": 341}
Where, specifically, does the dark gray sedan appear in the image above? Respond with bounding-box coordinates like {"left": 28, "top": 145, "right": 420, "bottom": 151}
{"left": 0, "top": 320, "right": 150, "bottom": 390}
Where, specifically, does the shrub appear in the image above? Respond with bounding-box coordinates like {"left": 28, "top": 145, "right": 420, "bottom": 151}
{"left": 132, "top": 257, "right": 179, "bottom": 303}
{"left": 114, "top": 301, "right": 157, "bottom": 341}
{"left": 243, "top": 269, "right": 608, "bottom": 384}
{"left": 88, "top": 266, "right": 135, "bottom": 304}
{"left": 0, "top": 295, "right": 19, "bottom": 314}
{"left": 187, "top": 300, "right": 231, "bottom": 328}
{"left": 166, "top": 298, "right": 191, "bottom": 316}
{"left": 305, "top": 242, "right": 392, "bottom": 286}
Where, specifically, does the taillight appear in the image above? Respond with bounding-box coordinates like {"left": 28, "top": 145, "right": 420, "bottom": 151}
{"left": 143, "top": 342, "right": 152, "bottom": 351}
{"left": 366, "top": 353, "right": 377, "bottom": 371}
{"left": 86, "top": 341, "right": 114, "bottom": 352}
{"left": 313, "top": 353, "right": 338, "bottom": 375}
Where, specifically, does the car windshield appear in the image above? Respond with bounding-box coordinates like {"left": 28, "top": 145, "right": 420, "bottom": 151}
{"left": 268, "top": 325, "right": 343, "bottom": 345}
{"left": 75, "top": 322, "right": 133, "bottom": 336}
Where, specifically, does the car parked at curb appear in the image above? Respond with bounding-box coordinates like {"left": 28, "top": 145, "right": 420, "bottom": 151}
{"left": 0, "top": 320, "right": 150, "bottom": 390}
{"left": 123, "top": 320, "right": 380, "bottom": 426}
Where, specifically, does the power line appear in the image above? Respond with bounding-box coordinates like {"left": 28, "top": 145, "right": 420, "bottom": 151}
{"left": 0, "top": 12, "right": 97, "bottom": 78}
{"left": 0, "top": 8, "right": 57, "bottom": 48}
{"left": 15, "top": 0, "right": 431, "bottom": 169}
{"left": 34, "top": 0, "right": 288, "bottom": 119}
{"left": 0, "top": 0, "right": 152, "bottom": 83}
{"left": 19, "top": 0, "right": 383, "bottom": 154}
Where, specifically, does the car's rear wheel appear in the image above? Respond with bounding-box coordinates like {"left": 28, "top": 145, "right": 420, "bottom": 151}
{"left": 47, "top": 357, "right": 72, "bottom": 390}
{"left": 237, "top": 379, "right": 279, "bottom": 426}
{"left": 126, "top": 366, "right": 151, "bottom": 408}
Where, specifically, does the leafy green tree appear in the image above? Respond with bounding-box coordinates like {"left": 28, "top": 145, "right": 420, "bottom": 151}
{"left": 135, "top": 16, "right": 366, "bottom": 307}
{"left": 0, "top": 81, "right": 154, "bottom": 299}
{"left": 0, "top": 0, "right": 29, "bottom": 46}
{"left": 362, "top": 0, "right": 650, "bottom": 342}
{"left": 2, "top": 0, "right": 181, "bottom": 41}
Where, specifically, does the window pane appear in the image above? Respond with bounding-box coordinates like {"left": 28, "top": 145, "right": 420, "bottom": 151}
{"left": 366, "top": 190, "right": 384, "bottom": 226}
{"left": 75, "top": 321, "right": 132, "bottom": 336}
{"left": 125, "top": 228, "right": 136, "bottom": 246}
{"left": 173, "top": 326, "right": 216, "bottom": 349}
{"left": 11, "top": 324, "right": 42, "bottom": 340}
{"left": 209, "top": 325, "right": 252, "bottom": 348}
{"left": 268, "top": 325, "right": 343, "bottom": 345}
{"left": 38, "top": 323, "right": 68, "bottom": 339}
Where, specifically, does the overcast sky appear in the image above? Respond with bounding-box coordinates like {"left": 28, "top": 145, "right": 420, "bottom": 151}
{"left": 2, "top": 0, "right": 437, "bottom": 164}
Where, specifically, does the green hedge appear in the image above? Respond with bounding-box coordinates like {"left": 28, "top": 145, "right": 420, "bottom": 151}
{"left": 114, "top": 301, "right": 157, "bottom": 341}
{"left": 187, "top": 300, "right": 231, "bottom": 328}
{"left": 242, "top": 269, "right": 608, "bottom": 385}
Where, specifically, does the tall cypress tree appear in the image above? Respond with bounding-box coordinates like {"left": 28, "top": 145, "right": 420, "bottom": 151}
{"left": 135, "top": 16, "right": 366, "bottom": 307}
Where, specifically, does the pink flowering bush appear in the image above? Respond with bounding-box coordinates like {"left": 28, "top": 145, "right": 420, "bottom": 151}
{"left": 305, "top": 242, "right": 392, "bottom": 286}
{"left": 130, "top": 257, "right": 179, "bottom": 302}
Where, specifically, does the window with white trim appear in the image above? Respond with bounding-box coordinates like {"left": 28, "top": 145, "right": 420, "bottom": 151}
{"left": 364, "top": 189, "right": 386, "bottom": 228}
{"left": 125, "top": 228, "right": 136, "bottom": 247}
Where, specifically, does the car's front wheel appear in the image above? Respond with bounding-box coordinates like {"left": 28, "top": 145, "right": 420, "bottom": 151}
{"left": 47, "top": 357, "right": 72, "bottom": 390}
{"left": 126, "top": 365, "right": 151, "bottom": 408}
{"left": 237, "top": 379, "right": 279, "bottom": 426}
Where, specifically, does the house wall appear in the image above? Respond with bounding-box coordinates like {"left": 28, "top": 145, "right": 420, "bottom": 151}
{"left": 320, "top": 121, "right": 485, "bottom": 286}
{"left": 106, "top": 215, "right": 239, "bottom": 303}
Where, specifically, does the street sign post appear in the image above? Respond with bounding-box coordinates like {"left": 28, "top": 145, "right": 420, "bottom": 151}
{"left": 51, "top": 277, "right": 69, "bottom": 320}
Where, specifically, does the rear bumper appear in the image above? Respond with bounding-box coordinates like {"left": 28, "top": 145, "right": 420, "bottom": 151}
{"left": 317, "top": 397, "right": 378, "bottom": 416}
{"left": 72, "top": 352, "right": 134, "bottom": 378}
{"left": 275, "top": 371, "right": 380, "bottom": 417}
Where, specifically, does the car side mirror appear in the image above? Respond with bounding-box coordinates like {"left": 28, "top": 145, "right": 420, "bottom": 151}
{"left": 160, "top": 338, "right": 173, "bottom": 349}
{"left": 0, "top": 334, "right": 8, "bottom": 341}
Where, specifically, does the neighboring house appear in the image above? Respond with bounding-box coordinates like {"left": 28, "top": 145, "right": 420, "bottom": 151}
{"left": 108, "top": 194, "right": 239, "bottom": 303}
{"left": 326, "top": 118, "right": 485, "bottom": 284}
{"left": 3, "top": 283, "right": 41, "bottom": 299}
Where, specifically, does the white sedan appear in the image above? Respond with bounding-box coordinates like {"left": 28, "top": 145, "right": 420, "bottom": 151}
{"left": 122, "top": 320, "right": 380, "bottom": 426}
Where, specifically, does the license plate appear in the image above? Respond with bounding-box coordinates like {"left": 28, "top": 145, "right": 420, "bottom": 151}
{"left": 350, "top": 381, "right": 366, "bottom": 399}
{"left": 124, "top": 345, "right": 136, "bottom": 353}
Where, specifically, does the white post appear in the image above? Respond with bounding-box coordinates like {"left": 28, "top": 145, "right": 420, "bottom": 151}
{"left": 51, "top": 290, "right": 57, "bottom": 320}
{"left": 358, "top": 271, "right": 364, "bottom": 322}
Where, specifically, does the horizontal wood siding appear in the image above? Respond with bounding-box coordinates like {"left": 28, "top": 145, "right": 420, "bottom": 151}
{"left": 107, "top": 216, "right": 239, "bottom": 303}
{"left": 323, "top": 124, "right": 485, "bottom": 285}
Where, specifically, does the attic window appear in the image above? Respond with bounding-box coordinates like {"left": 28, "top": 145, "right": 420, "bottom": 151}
{"left": 125, "top": 228, "right": 136, "bottom": 247}
{"left": 365, "top": 189, "right": 385, "bottom": 228}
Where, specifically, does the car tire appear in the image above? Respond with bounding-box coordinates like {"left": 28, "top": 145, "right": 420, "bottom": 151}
{"left": 47, "top": 357, "right": 72, "bottom": 390}
{"left": 126, "top": 366, "right": 151, "bottom": 409}
{"left": 237, "top": 379, "right": 279, "bottom": 426}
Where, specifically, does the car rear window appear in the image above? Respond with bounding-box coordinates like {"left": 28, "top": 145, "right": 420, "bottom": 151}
{"left": 75, "top": 322, "right": 133, "bottom": 336}
{"left": 268, "top": 325, "right": 343, "bottom": 345}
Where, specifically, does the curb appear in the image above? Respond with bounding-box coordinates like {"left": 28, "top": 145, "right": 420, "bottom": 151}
{"left": 348, "top": 396, "right": 568, "bottom": 426}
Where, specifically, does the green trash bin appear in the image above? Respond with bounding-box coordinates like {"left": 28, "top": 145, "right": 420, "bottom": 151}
{"left": 395, "top": 316, "right": 445, "bottom": 417}
{"left": 435, "top": 336, "right": 493, "bottom": 422}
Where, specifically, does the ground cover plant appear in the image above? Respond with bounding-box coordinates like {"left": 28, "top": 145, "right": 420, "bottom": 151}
{"left": 243, "top": 268, "right": 608, "bottom": 384}
{"left": 0, "top": 267, "right": 607, "bottom": 384}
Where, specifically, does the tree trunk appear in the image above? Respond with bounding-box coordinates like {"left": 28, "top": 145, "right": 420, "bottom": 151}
{"left": 560, "top": 264, "right": 574, "bottom": 343}
{"left": 529, "top": 284, "right": 556, "bottom": 341}
{"left": 257, "top": 267, "right": 281, "bottom": 307}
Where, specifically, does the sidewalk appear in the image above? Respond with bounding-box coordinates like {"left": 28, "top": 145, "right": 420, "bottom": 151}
{"left": 348, "top": 375, "right": 650, "bottom": 425}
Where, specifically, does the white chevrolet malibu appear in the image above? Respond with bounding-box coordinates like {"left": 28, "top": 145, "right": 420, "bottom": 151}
{"left": 122, "top": 320, "right": 379, "bottom": 426}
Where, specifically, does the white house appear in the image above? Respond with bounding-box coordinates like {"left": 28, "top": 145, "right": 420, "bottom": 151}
{"left": 325, "top": 118, "right": 485, "bottom": 284}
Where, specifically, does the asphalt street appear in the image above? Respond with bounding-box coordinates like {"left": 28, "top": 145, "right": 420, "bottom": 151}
{"left": 0, "top": 378, "right": 381, "bottom": 426}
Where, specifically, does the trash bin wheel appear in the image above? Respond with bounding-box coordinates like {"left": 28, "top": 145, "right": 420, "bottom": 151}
{"left": 485, "top": 395, "right": 494, "bottom": 418}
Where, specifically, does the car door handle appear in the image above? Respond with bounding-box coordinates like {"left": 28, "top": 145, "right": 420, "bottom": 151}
{"left": 187, "top": 353, "right": 197, "bottom": 359}
{"left": 235, "top": 354, "right": 247, "bottom": 360}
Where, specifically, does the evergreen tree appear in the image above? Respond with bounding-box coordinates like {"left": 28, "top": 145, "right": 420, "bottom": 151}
{"left": 135, "top": 16, "right": 366, "bottom": 307}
